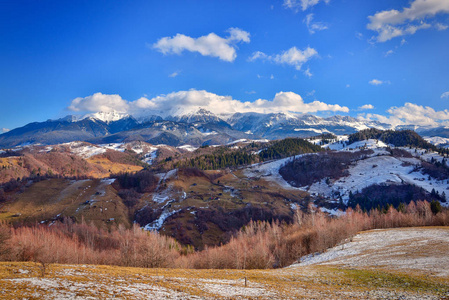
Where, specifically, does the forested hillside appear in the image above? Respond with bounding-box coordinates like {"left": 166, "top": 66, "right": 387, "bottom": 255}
{"left": 348, "top": 128, "right": 436, "bottom": 149}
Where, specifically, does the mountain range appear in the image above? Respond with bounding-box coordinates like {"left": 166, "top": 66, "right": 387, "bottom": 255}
{"left": 0, "top": 109, "right": 448, "bottom": 149}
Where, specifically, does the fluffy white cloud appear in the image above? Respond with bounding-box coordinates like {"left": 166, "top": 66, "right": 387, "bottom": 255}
{"left": 365, "top": 102, "right": 449, "bottom": 127}
{"left": 274, "top": 47, "right": 318, "bottom": 70}
{"left": 304, "top": 14, "right": 328, "bottom": 34}
{"left": 250, "top": 47, "right": 318, "bottom": 71}
{"left": 441, "top": 91, "right": 449, "bottom": 98}
{"left": 359, "top": 104, "right": 374, "bottom": 110}
{"left": 367, "top": 0, "right": 449, "bottom": 42}
{"left": 68, "top": 90, "right": 349, "bottom": 118}
{"left": 283, "top": 0, "right": 330, "bottom": 12}
{"left": 1, "top": 128, "right": 10, "bottom": 134}
{"left": 68, "top": 93, "right": 130, "bottom": 113}
{"left": 369, "top": 79, "right": 385, "bottom": 85}
{"left": 153, "top": 28, "right": 250, "bottom": 62}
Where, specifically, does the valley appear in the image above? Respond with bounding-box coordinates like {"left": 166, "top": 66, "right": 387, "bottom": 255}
{"left": 1, "top": 128, "right": 448, "bottom": 250}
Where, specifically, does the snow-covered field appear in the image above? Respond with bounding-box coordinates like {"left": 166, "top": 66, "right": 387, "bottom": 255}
{"left": 244, "top": 156, "right": 304, "bottom": 191}
{"left": 245, "top": 140, "right": 449, "bottom": 206}
{"left": 425, "top": 136, "right": 449, "bottom": 148}
{"left": 60, "top": 141, "right": 161, "bottom": 164}
{"left": 291, "top": 227, "right": 449, "bottom": 277}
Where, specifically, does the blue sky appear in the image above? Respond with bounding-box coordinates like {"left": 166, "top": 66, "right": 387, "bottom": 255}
{"left": 1, "top": 0, "right": 449, "bottom": 131}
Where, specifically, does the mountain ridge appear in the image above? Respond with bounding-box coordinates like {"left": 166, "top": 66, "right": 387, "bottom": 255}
{"left": 0, "top": 108, "right": 443, "bottom": 149}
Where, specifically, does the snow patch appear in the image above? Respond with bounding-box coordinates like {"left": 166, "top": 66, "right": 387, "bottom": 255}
{"left": 144, "top": 209, "right": 180, "bottom": 231}
{"left": 178, "top": 145, "right": 198, "bottom": 152}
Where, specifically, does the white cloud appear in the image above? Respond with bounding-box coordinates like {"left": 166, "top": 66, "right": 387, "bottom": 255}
{"left": 365, "top": 102, "right": 449, "bottom": 127}
{"left": 346, "top": 84, "right": 350, "bottom": 88}
{"left": 227, "top": 27, "right": 250, "bottom": 43}
{"left": 68, "top": 90, "right": 349, "bottom": 118}
{"left": 248, "top": 51, "right": 268, "bottom": 62}
{"left": 303, "top": 67, "right": 313, "bottom": 77}
{"left": 441, "top": 91, "right": 449, "bottom": 98}
{"left": 169, "top": 70, "right": 181, "bottom": 78}
{"left": 68, "top": 93, "right": 130, "bottom": 113}
{"left": 249, "top": 46, "right": 319, "bottom": 71}
{"left": 355, "top": 32, "right": 364, "bottom": 40}
{"left": 1, "top": 128, "right": 10, "bottom": 134}
{"left": 384, "top": 49, "right": 394, "bottom": 57}
{"left": 153, "top": 27, "right": 250, "bottom": 62}
{"left": 304, "top": 13, "right": 328, "bottom": 34}
{"left": 274, "top": 47, "right": 318, "bottom": 70}
{"left": 436, "top": 23, "right": 449, "bottom": 30}
{"left": 270, "top": 74, "right": 275, "bottom": 80}
{"left": 369, "top": 79, "right": 385, "bottom": 85}
{"left": 283, "top": 0, "right": 330, "bottom": 12}
{"left": 358, "top": 104, "right": 374, "bottom": 110}
{"left": 367, "top": 0, "right": 449, "bottom": 42}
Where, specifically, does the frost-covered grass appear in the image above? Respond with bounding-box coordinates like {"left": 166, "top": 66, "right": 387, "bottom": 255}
{"left": 292, "top": 227, "right": 449, "bottom": 278}
{"left": 2, "top": 227, "right": 449, "bottom": 299}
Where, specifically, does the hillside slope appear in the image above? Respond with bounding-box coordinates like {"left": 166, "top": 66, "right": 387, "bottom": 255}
{"left": 1, "top": 227, "right": 448, "bottom": 299}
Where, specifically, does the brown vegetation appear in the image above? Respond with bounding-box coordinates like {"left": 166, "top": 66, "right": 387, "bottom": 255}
{"left": 1, "top": 201, "right": 448, "bottom": 271}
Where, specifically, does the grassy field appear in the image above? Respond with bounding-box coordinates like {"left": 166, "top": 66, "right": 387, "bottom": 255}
{"left": 0, "top": 178, "right": 131, "bottom": 229}
{"left": 1, "top": 227, "right": 448, "bottom": 299}
{"left": 0, "top": 262, "right": 447, "bottom": 299}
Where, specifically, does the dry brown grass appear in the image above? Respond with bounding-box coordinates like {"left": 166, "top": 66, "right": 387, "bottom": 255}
{"left": 86, "top": 157, "right": 143, "bottom": 177}
{"left": 1, "top": 179, "right": 131, "bottom": 229}
{"left": 0, "top": 259, "right": 447, "bottom": 299}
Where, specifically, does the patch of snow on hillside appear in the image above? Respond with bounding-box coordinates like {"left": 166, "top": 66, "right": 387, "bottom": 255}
{"left": 344, "top": 139, "right": 388, "bottom": 150}
{"left": 227, "top": 139, "right": 247, "bottom": 145}
{"left": 101, "top": 178, "right": 116, "bottom": 185}
{"left": 307, "top": 150, "right": 448, "bottom": 204}
{"left": 244, "top": 156, "right": 307, "bottom": 191}
{"left": 178, "top": 145, "right": 198, "bottom": 152}
{"left": 294, "top": 128, "right": 330, "bottom": 134}
{"left": 320, "top": 207, "right": 345, "bottom": 217}
{"left": 308, "top": 154, "right": 419, "bottom": 202}
{"left": 144, "top": 209, "right": 180, "bottom": 231}
{"left": 253, "top": 139, "right": 270, "bottom": 143}
{"left": 68, "top": 143, "right": 106, "bottom": 158}
{"left": 424, "top": 136, "right": 449, "bottom": 147}
{"left": 201, "top": 131, "right": 218, "bottom": 136}
{"left": 290, "top": 228, "right": 449, "bottom": 277}
{"left": 100, "top": 143, "right": 126, "bottom": 152}
{"left": 321, "top": 135, "right": 349, "bottom": 150}
{"left": 142, "top": 148, "right": 158, "bottom": 164}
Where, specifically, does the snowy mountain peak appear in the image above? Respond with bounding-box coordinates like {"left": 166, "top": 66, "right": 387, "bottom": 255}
{"left": 168, "top": 107, "right": 227, "bottom": 124}
{"left": 83, "top": 111, "right": 130, "bottom": 123}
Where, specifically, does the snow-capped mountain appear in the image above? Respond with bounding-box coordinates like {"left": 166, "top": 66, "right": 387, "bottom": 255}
{"left": 0, "top": 107, "right": 445, "bottom": 149}
{"left": 167, "top": 108, "right": 228, "bottom": 125}
{"left": 82, "top": 111, "right": 131, "bottom": 123}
